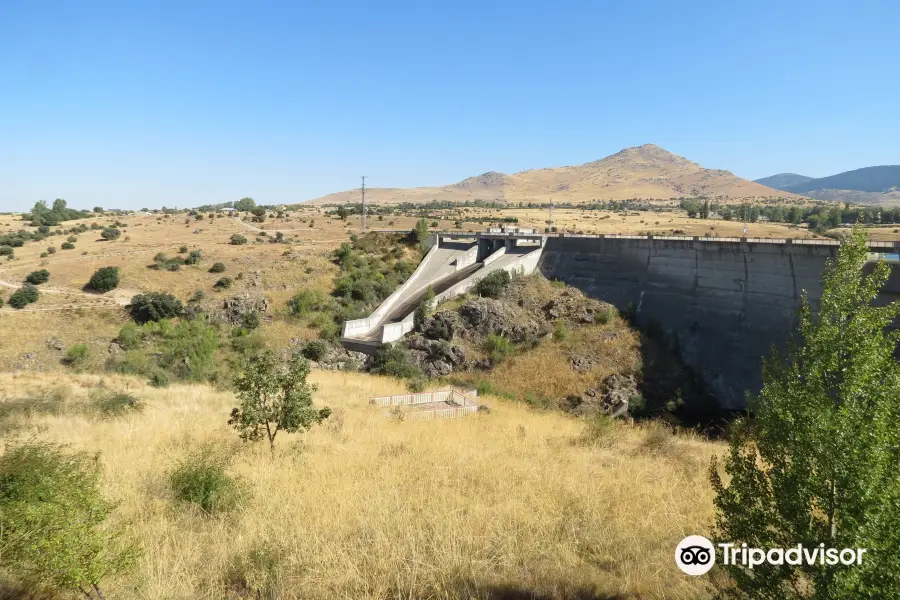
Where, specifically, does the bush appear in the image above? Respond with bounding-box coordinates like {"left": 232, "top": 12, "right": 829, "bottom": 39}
{"left": 65, "top": 343, "right": 90, "bottom": 368}
{"left": 242, "top": 311, "right": 261, "bottom": 330}
{"left": 129, "top": 292, "right": 183, "bottom": 324}
{"left": 301, "top": 340, "right": 328, "bottom": 361}
{"left": 168, "top": 445, "right": 246, "bottom": 515}
{"left": 8, "top": 283, "right": 39, "bottom": 309}
{"left": 0, "top": 245, "right": 13, "bottom": 257}
{"left": 484, "top": 333, "right": 514, "bottom": 364}
{"left": 158, "top": 319, "right": 220, "bottom": 382}
{"left": 209, "top": 261, "right": 226, "bottom": 273}
{"left": 230, "top": 234, "right": 248, "bottom": 245}
{"left": 66, "top": 235, "right": 77, "bottom": 243}
{"left": 25, "top": 269, "right": 50, "bottom": 285}
{"left": 475, "top": 269, "right": 511, "bottom": 298}
{"left": 87, "top": 266, "right": 120, "bottom": 293}
{"left": 407, "top": 378, "right": 427, "bottom": 393}
{"left": 369, "top": 344, "right": 421, "bottom": 378}
{"left": 100, "top": 227, "right": 121, "bottom": 240}
{"left": 287, "top": 288, "right": 326, "bottom": 316}
{"left": 178, "top": 245, "right": 188, "bottom": 253}
{"left": 116, "top": 321, "right": 144, "bottom": 350}
{"left": 91, "top": 390, "right": 143, "bottom": 417}
{"left": 214, "top": 276, "right": 233, "bottom": 290}
{"left": 553, "top": 321, "right": 571, "bottom": 341}
{"left": 47, "top": 246, "right": 57, "bottom": 254}
{"left": 185, "top": 250, "right": 202, "bottom": 265}
{"left": 61, "top": 241, "right": 75, "bottom": 250}
{"left": 0, "top": 440, "right": 135, "bottom": 597}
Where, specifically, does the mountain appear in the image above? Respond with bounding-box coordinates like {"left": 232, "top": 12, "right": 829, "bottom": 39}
{"left": 306, "top": 144, "right": 793, "bottom": 205}
{"left": 753, "top": 173, "right": 813, "bottom": 190}
{"left": 762, "top": 166, "right": 900, "bottom": 205}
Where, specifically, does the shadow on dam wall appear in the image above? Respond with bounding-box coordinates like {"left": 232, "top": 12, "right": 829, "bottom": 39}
{"left": 539, "top": 236, "right": 900, "bottom": 411}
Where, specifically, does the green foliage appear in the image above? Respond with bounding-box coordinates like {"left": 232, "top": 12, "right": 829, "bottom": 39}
{"left": 178, "top": 245, "right": 188, "bottom": 253}
{"left": 0, "top": 245, "right": 14, "bottom": 257}
{"left": 301, "top": 340, "right": 328, "bottom": 362}
{"left": 8, "top": 283, "right": 39, "bottom": 309}
{"left": 710, "top": 226, "right": 900, "bottom": 598}
{"left": 242, "top": 311, "right": 261, "bottom": 330}
{"left": 91, "top": 389, "right": 144, "bottom": 417}
{"left": 209, "top": 261, "right": 227, "bottom": 273}
{"left": 185, "top": 249, "right": 202, "bottom": 265}
{"left": 157, "top": 319, "right": 220, "bottom": 382}
{"left": 65, "top": 343, "right": 90, "bottom": 368}
{"left": 406, "top": 378, "right": 427, "bottom": 393}
{"left": 413, "top": 286, "right": 436, "bottom": 330}
{"left": 116, "top": 321, "right": 144, "bottom": 350}
{"left": 229, "top": 350, "right": 331, "bottom": 451}
{"left": 214, "top": 276, "right": 234, "bottom": 290}
{"left": 61, "top": 241, "right": 75, "bottom": 250}
{"left": 153, "top": 252, "right": 183, "bottom": 271}
{"left": 0, "top": 440, "right": 135, "bottom": 598}
{"left": 100, "top": 227, "right": 121, "bottom": 240}
{"left": 168, "top": 445, "right": 246, "bottom": 515}
{"left": 578, "top": 413, "right": 616, "bottom": 446}
{"left": 129, "top": 292, "right": 183, "bottom": 323}
{"left": 224, "top": 541, "right": 285, "bottom": 599}
{"left": 333, "top": 242, "right": 353, "bottom": 266}
{"left": 234, "top": 197, "right": 256, "bottom": 212}
{"left": 87, "top": 266, "right": 120, "bottom": 293}
{"left": 26, "top": 198, "right": 92, "bottom": 226}
{"left": 369, "top": 343, "right": 421, "bottom": 379}
{"left": 553, "top": 321, "right": 571, "bottom": 341}
{"left": 475, "top": 269, "right": 511, "bottom": 298}
{"left": 230, "top": 234, "right": 248, "bottom": 245}
{"left": 287, "top": 289, "right": 327, "bottom": 317}
{"left": 484, "top": 333, "right": 514, "bottom": 364}
{"left": 25, "top": 269, "right": 50, "bottom": 285}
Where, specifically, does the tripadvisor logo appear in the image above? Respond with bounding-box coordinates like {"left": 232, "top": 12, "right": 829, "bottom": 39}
{"left": 675, "top": 536, "right": 868, "bottom": 576}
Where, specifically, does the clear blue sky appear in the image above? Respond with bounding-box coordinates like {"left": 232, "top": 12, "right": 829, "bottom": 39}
{"left": 2, "top": 0, "right": 898, "bottom": 212}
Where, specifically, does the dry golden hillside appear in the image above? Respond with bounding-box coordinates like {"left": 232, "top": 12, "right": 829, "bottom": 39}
{"left": 0, "top": 371, "right": 722, "bottom": 599}
{"left": 307, "top": 144, "right": 795, "bottom": 205}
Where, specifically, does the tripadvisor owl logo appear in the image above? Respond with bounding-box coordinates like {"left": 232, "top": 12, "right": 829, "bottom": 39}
{"left": 675, "top": 535, "right": 715, "bottom": 575}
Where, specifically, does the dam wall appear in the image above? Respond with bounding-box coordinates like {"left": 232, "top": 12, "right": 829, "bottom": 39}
{"left": 538, "top": 236, "right": 899, "bottom": 410}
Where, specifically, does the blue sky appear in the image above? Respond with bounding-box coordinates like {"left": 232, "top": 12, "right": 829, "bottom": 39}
{"left": 2, "top": 0, "right": 898, "bottom": 211}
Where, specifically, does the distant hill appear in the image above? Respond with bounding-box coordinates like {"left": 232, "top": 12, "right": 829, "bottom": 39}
{"left": 761, "top": 166, "right": 900, "bottom": 205}
{"left": 307, "top": 144, "right": 792, "bottom": 205}
{"left": 753, "top": 173, "right": 813, "bottom": 190}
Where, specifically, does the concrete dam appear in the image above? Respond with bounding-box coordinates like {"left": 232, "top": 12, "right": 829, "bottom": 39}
{"left": 539, "top": 235, "right": 900, "bottom": 410}
{"left": 345, "top": 230, "right": 900, "bottom": 410}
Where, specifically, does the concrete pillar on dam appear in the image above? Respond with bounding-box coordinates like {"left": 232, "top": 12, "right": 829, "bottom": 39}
{"left": 537, "top": 236, "right": 897, "bottom": 410}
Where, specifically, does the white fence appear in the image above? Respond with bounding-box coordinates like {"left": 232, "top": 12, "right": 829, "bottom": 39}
{"left": 369, "top": 389, "right": 479, "bottom": 420}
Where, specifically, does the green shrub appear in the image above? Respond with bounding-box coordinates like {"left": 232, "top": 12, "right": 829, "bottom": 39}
{"left": 65, "top": 343, "right": 90, "bottom": 368}
{"left": 214, "top": 276, "right": 233, "bottom": 290}
{"left": 0, "top": 245, "right": 13, "bottom": 257}
{"left": 369, "top": 343, "right": 421, "bottom": 378}
{"left": 100, "top": 227, "right": 121, "bottom": 240}
{"left": 40, "top": 251, "right": 48, "bottom": 258}
{"left": 116, "top": 322, "right": 144, "bottom": 350}
{"left": 407, "top": 378, "right": 427, "bottom": 393}
{"left": 230, "top": 234, "right": 248, "bottom": 245}
{"left": 168, "top": 445, "right": 246, "bottom": 515}
{"left": 0, "top": 440, "right": 135, "bottom": 597}
{"left": 158, "top": 319, "right": 220, "bottom": 382}
{"left": 301, "top": 340, "right": 328, "bottom": 361}
{"left": 209, "top": 262, "right": 226, "bottom": 273}
{"left": 25, "top": 269, "right": 50, "bottom": 285}
{"left": 91, "top": 390, "right": 143, "bottom": 417}
{"left": 484, "top": 333, "right": 514, "bottom": 364}
{"left": 287, "top": 288, "right": 326, "bottom": 316}
{"left": 8, "top": 284, "right": 39, "bottom": 309}
{"left": 129, "top": 292, "right": 183, "bottom": 323}
{"left": 178, "top": 245, "right": 188, "bottom": 253}
{"left": 148, "top": 369, "right": 171, "bottom": 388}
{"left": 185, "top": 250, "right": 202, "bottom": 265}
{"left": 475, "top": 270, "right": 511, "bottom": 298}
{"left": 87, "top": 266, "right": 120, "bottom": 293}
{"left": 242, "top": 311, "right": 261, "bottom": 330}
{"left": 61, "top": 241, "right": 75, "bottom": 250}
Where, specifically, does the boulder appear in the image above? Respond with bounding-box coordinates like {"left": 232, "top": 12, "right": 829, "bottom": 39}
{"left": 457, "top": 298, "right": 544, "bottom": 343}
{"left": 215, "top": 293, "right": 269, "bottom": 326}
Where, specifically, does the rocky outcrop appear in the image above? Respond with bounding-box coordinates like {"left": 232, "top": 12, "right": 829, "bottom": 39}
{"left": 456, "top": 298, "right": 545, "bottom": 343}
{"left": 558, "top": 374, "right": 638, "bottom": 418}
{"left": 214, "top": 293, "right": 269, "bottom": 326}
{"left": 406, "top": 336, "right": 467, "bottom": 377}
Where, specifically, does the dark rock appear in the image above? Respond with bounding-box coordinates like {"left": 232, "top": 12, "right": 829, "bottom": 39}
{"left": 214, "top": 293, "right": 269, "bottom": 325}
{"left": 457, "top": 298, "right": 544, "bottom": 343}
{"left": 422, "top": 311, "right": 462, "bottom": 340}
{"left": 585, "top": 388, "right": 597, "bottom": 398}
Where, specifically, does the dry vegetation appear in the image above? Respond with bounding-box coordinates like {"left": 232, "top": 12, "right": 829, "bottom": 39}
{"left": 0, "top": 371, "right": 722, "bottom": 600}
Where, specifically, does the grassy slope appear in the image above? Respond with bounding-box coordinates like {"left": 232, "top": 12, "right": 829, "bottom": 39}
{"left": 0, "top": 371, "right": 720, "bottom": 600}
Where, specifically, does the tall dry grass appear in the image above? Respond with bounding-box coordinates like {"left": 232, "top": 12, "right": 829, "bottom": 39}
{"left": 0, "top": 371, "right": 720, "bottom": 599}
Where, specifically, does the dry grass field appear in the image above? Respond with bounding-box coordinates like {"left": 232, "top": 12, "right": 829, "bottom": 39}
{"left": 0, "top": 371, "right": 723, "bottom": 600}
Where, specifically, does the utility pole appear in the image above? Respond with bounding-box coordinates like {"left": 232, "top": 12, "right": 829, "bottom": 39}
{"left": 361, "top": 175, "right": 366, "bottom": 233}
{"left": 549, "top": 198, "right": 553, "bottom": 231}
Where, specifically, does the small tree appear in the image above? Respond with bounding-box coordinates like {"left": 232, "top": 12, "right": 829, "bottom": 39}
{"left": 411, "top": 218, "right": 430, "bottom": 247}
{"left": 230, "top": 234, "right": 248, "bottom": 245}
{"left": 234, "top": 197, "right": 256, "bottom": 212}
{"left": 414, "top": 286, "right": 436, "bottom": 330}
{"left": 711, "top": 226, "right": 900, "bottom": 598}
{"left": 100, "top": 227, "right": 121, "bottom": 240}
{"left": 185, "top": 250, "right": 202, "bottom": 265}
{"left": 25, "top": 269, "right": 50, "bottom": 285}
{"left": 129, "top": 292, "right": 183, "bottom": 323}
{"left": 229, "top": 350, "right": 331, "bottom": 452}
{"left": 475, "top": 269, "right": 511, "bottom": 298}
{"left": 8, "top": 284, "right": 39, "bottom": 309}
{"left": 209, "top": 262, "right": 226, "bottom": 273}
{"left": 87, "top": 266, "right": 120, "bottom": 292}
{"left": 0, "top": 440, "right": 135, "bottom": 599}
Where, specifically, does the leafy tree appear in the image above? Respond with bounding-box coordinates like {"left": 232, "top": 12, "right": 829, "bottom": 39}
{"left": 414, "top": 286, "right": 436, "bottom": 330}
{"left": 711, "top": 226, "right": 900, "bottom": 598}
{"left": 87, "top": 266, "right": 120, "bottom": 293}
{"left": 336, "top": 205, "right": 349, "bottom": 220}
{"left": 100, "top": 227, "right": 121, "bottom": 240}
{"left": 25, "top": 269, "right": 50, "bottom": 285}
{"left": 230, "top": 234, "right": 248, "bottom": 245}
{"left": 369, "top": 343, "right": 421, "bottom": 378}
{"left": 234, "top": 197, "right": 256, "bottom": 212}
{"left": 8, "top": 284, "right": 39, "bottom": 309}
{"left": 411, "top": 217, "right": 430, "bottom": 246}
{"left": 0, "top": 440, "right": 135, "bottom": 599}
{"left": 129, "top": 292, "right": 183, "bottom": 323}
{"left": 475, "top": 269, "right": 511, "bottom": 299}
{"left": 229, "top": 350, "right": 331, "bottom": 452}
{"left": 93, "top": 206, "right": 104, "bottom": 213}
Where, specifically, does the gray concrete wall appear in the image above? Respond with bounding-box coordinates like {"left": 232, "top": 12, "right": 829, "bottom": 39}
{"left": 539, "top": 237, "right": 843, "bottom": 409}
